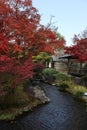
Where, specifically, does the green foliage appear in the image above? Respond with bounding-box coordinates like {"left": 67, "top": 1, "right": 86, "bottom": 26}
{"left": 61, "top": 80, "right": 87, "bottom": 101}
{"left": 55, "top": 77, "right": 87, "bottom": 102}
{"left": 33, "top": 62, "right": 45, "bottom": 81}
{"left": 73, "top": 91, "right": 84, "bottom": 101}
{"left": 58, "top": 83, "right": 69, "bottom": 91}
{"left": 0, "top": 86, "right": 29, "bottom": 109}
{"left": 81, "top": 76, "right": 87, "bottom": 86}
{"left": 42, "top": 68, "right": 58, "bottom": 76}
{"left": 55, "top": 73, "right": 70, "bottom": 81}
{"left": 72, "top": 85, "right": 87, "bottom": 94}
{"left": 0, "top": 84, "right": 43, "bottom": 120}
{"left": 0, "top": 98, "right": 41, "bottom": 120}
{"left": 23, "top": 79, "right": 32, "bottom": 87}
{"left": 32, "top": 52, "right": 52, "bottom": 63}
{"left": 42, "top": 68, "right": 58, "bottom": 82}
{"left": 42, "top": 68, "right": 70, "bottom": 83}
{"left": 66, "top": 80, "right": 87, "bottom": 93}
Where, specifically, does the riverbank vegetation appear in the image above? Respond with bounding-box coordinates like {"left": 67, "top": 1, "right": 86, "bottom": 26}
{"left": 0, "top": 83, "right": 50, "bottom": 120}
{"left": 42, "top": 68, "right": 87, "bottom": 102}
{"left": 0, "top": 84, "right": 40, "bottom": 120}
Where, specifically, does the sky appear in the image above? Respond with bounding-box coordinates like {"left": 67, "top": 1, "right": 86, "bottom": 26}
{"left": 32, "top": 0, "right": 87, "bottom": 46}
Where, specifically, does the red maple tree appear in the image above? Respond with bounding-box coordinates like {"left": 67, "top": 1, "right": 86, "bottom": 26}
{"left": 65, "top": 30, "right": 87, "bottom": 63}
{"left": 0, "top": 0, "right": 65, "bottom": 96}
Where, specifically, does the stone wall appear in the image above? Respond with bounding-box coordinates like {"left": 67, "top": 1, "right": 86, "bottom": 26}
{"left": 54, "top": 61, "right": 68, "bottom": 74}
{"left": 54, "top": 60, "right": 87, "bottom": 75}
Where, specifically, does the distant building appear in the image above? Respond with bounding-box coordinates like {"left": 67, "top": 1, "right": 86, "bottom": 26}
{"left": 52, "top": 50, "right": 87, "bottom": 76}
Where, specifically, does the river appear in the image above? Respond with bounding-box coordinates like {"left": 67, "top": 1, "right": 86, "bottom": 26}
{"left": 0, "top": 83, "right": 87, "bottom": 130}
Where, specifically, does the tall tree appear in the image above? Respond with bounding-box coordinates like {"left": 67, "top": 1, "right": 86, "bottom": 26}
{"left": 0, "top": 0, "right": 65, "bottom": 96}
{"left": 65, "top": 28, "right": 87, "bottom": 73}
{"left": 65, "top": 29, "right": 87, "bottom": 63}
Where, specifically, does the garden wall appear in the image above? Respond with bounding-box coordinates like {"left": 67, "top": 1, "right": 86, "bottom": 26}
{"left": 54, "top": 61, "right": 68, "bottom": 74}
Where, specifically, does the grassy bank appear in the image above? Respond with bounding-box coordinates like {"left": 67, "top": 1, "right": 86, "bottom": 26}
{"left": 0, "top": 97, "right": 41, "bottom": 120}
{"left": 0, "top": 84, "right": 48, "bottom": 121}
{"left": 42, "top": 68, "right": 87, "bottom": 102}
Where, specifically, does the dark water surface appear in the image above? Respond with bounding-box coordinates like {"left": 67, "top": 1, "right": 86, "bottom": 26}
{"left": 0, "top": 84, "right": 87, "bottom": 130}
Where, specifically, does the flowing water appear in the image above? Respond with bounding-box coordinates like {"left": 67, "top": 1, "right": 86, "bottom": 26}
{"left": 0, "top": 83, "right": 87, "bottom": 130}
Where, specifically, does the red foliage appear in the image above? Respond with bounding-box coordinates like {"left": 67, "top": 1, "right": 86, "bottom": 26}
{"left": 0, "top": 0, "right": 65, "bottom": 95}
{"left": 0, "top": 34, "right": 33, "bottom": 95}
{"left": 65, "top": 33, "right": 87, "bottom": 63}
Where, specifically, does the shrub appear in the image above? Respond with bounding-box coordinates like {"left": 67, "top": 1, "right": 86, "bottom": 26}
{"left": 55, "top": 73, "right": 70, "bottom": 81}
{"left": 73, "top": 91, "right": 84, "bottom": 101}
{"left": 81, "top": 76, "right": 87, "bottom": 87}
{"left": 0, "top": 86, "right": 29, "bottom": 109}
{"left": 67, "top": 81, "right": 87, "bottom": 101}
{"left": 58, "top": 83, "right": 69, "bottom": 91}
{"left": 42, "top": 68, "right": 58, "bottom": 82}
{"left": 42, "top": 68, "right": 70, "bottom": 81}
{"left": 42, "top": 68, "right": 58, "bottom": 76}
